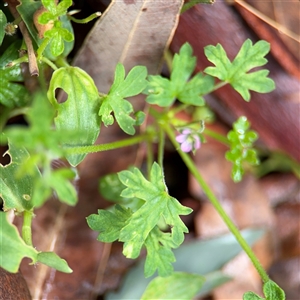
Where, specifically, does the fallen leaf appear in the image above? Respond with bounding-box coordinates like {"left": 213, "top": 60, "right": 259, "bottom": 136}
{"left": 73, "top": 0, "right": 184, "bottom": 93}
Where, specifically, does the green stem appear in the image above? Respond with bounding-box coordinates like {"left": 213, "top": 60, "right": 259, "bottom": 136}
{"left": 67, "top": 12, "right": 101, "bottom": 24}
{"left": 204, "top": 128, "right": 230, "bottom": 146}
{"left": 55, "top": 56, "right": 70, "bottom": 68}
{"left": 157, "top": 126, "right": 165, "bottom": 169}
{"left": 211, "top": 81, "right": 228, "bottom": 92}
{"left": 22, "top": 210, "right": 33, "bottom": 246}
{"left": 40, "top": 57, "right": 58, "bottom": 71}
{"left": 37, "top": 37, "right": 50, "bottom": 59}
{"left": 163, "top": 123, "right": 269, "bottom": 283}
{"left": 65, "top": 134, "right": 150, "bottom": 155}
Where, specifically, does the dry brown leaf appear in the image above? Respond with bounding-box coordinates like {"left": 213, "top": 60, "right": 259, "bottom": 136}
{"left": 73, "top": 0, "right": 184, "bottom": 92}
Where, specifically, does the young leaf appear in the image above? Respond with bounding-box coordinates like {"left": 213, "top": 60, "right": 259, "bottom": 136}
{"left": 118, "top": 163, "right": 192, "bottom": 265}
{"left": 225, "top": 116, "right": 259, "bottom": 182}
{"left": 0, "top": 41, "right": 29, "bottom": 107}
{"left": 204, "top": 39, "right": 275, "bottom": 101}
{"left": 98, "top": 63, "right": 148, "bottom": 135}
{"left": 37, "top": 252, "right": 72, "bottom": 273}
{"left": 0, "top": 211, "right": 38, "bottom": 273}
{"left": 145, "top": 43, "right": 214, "bottom": 107}
{"left": 48, "top": 66, "right": 101, "bottom": 166}
{"left": 141, "top": 272, "right": 205, "bottom": 300}
{"left": 0, "top": 140, "right": 40, "bottom": 212}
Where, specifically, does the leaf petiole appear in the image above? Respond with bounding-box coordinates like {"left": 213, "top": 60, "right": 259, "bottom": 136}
{"left": 67, "top": 11, "right": 101, "bottom": 24}
{"left": 65, "top": 133, "right": 153, "bottom": 155}
{"left": 22, "top": 210, "right": 34, "bottom": 247}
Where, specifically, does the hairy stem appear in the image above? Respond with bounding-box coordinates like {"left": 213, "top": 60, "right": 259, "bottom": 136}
{"left": 65, "top": 133, "right": 151, "bottom": 155}
{"left": 164, "top": 122, "right": 269, "bottom": 283}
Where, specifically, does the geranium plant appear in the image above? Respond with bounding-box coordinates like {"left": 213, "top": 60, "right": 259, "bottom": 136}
{"left": 0, "top": 1, "right": 285, "bottom": 299}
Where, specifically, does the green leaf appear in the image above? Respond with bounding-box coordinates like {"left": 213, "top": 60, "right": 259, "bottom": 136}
{"left": 4, "top": 93, "right": 63, "bottom": 157}
{"left": 99, "top": 172, "right": 144, "bottom": 210}
{"left": 89, "top": 163, "right": 192, "bottom": 277}
{"left": 41, "top": 0, "right": 72, "bottom": 17}
{"left": 263, "top": 280, "right": 285, "bottom": 300}
{"left": 106, "top": 228, "right": 263, "bottom": 300}
{"left": 244, "top": 291, "right": 264, "bottom": 300}
{"left": 0, "top": 10, "right": 7, "bottom": 45}
{"left": 37, "top": 252, "right": 72, "bottom": 273}
{"left": 141, "top": 272, "right": 205, "bottom": 300}
{"left": 44, "top": 18, "right": 74, "bottom": 60}
{"left": 87, "top": 204, "right": 132, "bottom": 243}
{"left": 0, "top": 140, "right": 40, "bottom": 212}
{"left": 47, "top": 168, "right": 77, "bottom": 206}
{"left": 3, "top": 93, "right": 78, "bottom": 207}
{"left": 118, "top": 162, "right": 192, "bottom": 274}
{"left": 145, "top": 43, "right": 214, "bottom": 107}
{"left": 99, "top": 63, "right": 148, "bottom": 135}
{"left": 0, "top": 211, "right": 37, "bottom": 273}
{"left": 48, "top": 66, "right": 101, "bottom": 166}
{"left": 144, "top": 227, "right": 176, "bottom": 277}
{"left": 204, "top": 39, "right": 275, "bottom": 101}
{"left": 225, "top": 116, "right": 259, "bottom": 182}
{"left": 243, "top": 280, "right": 285, "bottom": 300}
{"left": 0, "top": 41, "right": 29, "bottom": 107}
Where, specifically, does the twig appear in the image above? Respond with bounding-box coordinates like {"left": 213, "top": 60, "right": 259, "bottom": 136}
{"left": 6, "top": 0, "right": 39, "bottom": 76}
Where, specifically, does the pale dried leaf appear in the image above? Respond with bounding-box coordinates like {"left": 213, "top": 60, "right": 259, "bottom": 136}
{"left": 73, "top": 0, "right": 184, "bottom": 93}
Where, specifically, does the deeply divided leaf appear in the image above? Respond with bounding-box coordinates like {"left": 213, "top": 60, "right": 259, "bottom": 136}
{"left": 145, "top": 42, "right": 214, "bottom": 107}
{"left": 204, "top": 39, "right": 275, "bottom": 101}
{"left": 118, "top": 163, "right": 192, "bottom": 275}
{"left": 48, "top": 67, "right": 101, "bottom": 166}
{"left": 87, "top": 205, "right": 133, "bottom": 243}
{"left": 88, "top": 163, "right": 192, "bottom": 277}
{"left": 98, "top": 63, "right": 148, "bottom": 135}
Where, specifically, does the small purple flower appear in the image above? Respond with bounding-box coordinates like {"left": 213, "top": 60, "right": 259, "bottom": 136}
{"left": 176, "top": 128, "right": 201, "bottom": 153}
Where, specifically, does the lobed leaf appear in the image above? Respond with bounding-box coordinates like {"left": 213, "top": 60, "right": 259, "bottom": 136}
{"left": 99, "top": 63, "right": 148, "bottom": 135}
{"left": 145, "top": 42, "right": 214, "bottom": 107}
{"left": 144, "top": 227, "right": 176, "bottom": 277}
{"left": 87, "top": 205, "right": 132, "bottom": 243}
{"left": 0, "top": 211, "right": 37, "bottom": 273}
{"left": 118, "top": 163, "right": 192, "bottom": 267}
{"left": 204, "top": 39, "right": 275, "bottom": 101}
{"left": 243, "top": 280, "right": 285, "bottom": 300}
